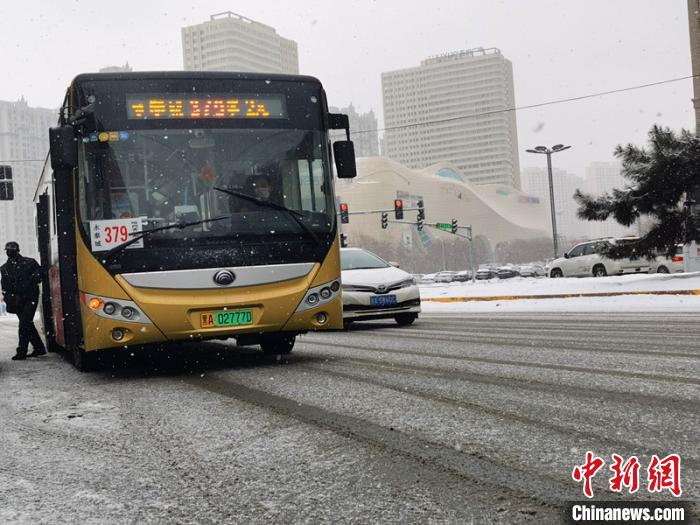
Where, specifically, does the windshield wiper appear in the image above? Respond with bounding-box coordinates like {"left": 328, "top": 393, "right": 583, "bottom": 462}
{"left": 213, "top": 187, "right": 320, "bottom": 244}
{"left": 101, "top": 214, "right": 234, "bottom": 264}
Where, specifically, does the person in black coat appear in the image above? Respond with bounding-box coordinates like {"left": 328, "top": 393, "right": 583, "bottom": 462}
{"left": 0, "top": 241, "right": 46, "bottom": 360}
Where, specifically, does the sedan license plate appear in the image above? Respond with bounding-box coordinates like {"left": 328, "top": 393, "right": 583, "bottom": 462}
{"left": 201, "top": 310, "right": 253, "bottom": 328}
{"left": 370, "top": 295, "right": 397, "bottom": 307}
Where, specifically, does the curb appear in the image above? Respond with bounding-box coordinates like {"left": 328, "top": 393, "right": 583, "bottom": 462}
{"left": 422, "top": 289, "right": 700, "bottom": 303}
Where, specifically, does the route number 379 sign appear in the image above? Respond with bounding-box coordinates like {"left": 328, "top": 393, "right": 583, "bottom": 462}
{"left": 89, "top": 218, "right": 143, "bottom": 252}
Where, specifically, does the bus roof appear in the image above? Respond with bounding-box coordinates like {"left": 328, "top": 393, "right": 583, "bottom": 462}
{"left": 70, "top": 71, "right": 323, "bottom": 86}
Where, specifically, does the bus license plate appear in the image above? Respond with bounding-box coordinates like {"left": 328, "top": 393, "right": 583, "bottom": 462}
{"left": 370, "top": 295, "right": 397, "bottom": 306}
{"left": 201, "top": 310, "right": 253, "bottom": 328}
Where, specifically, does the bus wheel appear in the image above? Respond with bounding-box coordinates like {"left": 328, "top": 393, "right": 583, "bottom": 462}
{"left": 260, "top": 334, "right": 296, "bottom": 355}
{"left": 72, "top": 346, "right": 97, "bottom": 372}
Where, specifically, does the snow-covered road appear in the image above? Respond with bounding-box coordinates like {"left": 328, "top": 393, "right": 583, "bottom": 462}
{"left": 1, "top": 313, "right": 699, "bottom": 523}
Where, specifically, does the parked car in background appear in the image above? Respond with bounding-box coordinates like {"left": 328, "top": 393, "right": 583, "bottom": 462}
{"left": 418, "top": 273, "right": 437, "bottom": 284}
{"left": 340, "top": 248, "right": 421, "bottom": 325}
{"left": 475, "top": 267, "right": 498, "bottom": 280}
{"left": 452, "top": 270, "right": 473, "bottom": 282}
{"left": 434, "top": 271, "right": 457, "bottom": 283}
{"left": 649, "top": 244, "right": 685, "bottom": 274}
{"left": 549, "top": 237, "right": 650, "bottom": 278}
{"left": 497, "top": 265, "right": 520, "bottom": 279}
{"left": 518, "top": 264, "right": 546, "bottom": 277}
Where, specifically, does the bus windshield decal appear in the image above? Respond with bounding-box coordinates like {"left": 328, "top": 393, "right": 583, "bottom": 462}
{"left": 125, "top": 94, "right": 287, "bottom": 120}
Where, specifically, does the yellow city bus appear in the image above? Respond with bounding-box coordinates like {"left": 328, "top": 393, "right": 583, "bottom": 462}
{"left": 34, "top": 72, "right": 356, "bottom": 370}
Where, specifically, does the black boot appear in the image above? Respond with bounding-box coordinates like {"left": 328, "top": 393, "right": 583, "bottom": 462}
{"left": 11, "top": 349, "right": 27, "bottom": 361}
{"left": 27, "top": 348, "right": 47, "bottom": 357}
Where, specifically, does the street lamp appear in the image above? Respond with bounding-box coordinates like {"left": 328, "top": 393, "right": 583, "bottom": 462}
{"left": 526, "top": 144, "right": 572, "bottom": 258}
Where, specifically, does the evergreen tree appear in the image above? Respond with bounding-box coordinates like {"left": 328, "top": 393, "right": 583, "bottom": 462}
{"left": 574, "top": 125, "right": 700, "bottom": 259}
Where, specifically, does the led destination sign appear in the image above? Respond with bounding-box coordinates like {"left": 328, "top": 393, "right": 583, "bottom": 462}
{"left": 126, "top": 94, "right": 287, "bottom": 120}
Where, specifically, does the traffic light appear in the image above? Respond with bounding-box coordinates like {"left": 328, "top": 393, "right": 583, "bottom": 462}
{"left": 0, "top": 165, "right": 13, "bottom": 201}
{"left": 451, "top": 218, "right": 458, "bottom": 234}
{"left": 417, "top": 200, "right": 425, "bottom": 231}
{"left": 381, "top": 212, "right": 388, "bottom": 229}
{"left": 340, "top": 232, "right": 348, "bottom": 247}
{"left": 339, "top": 202, "right": 349, "bottom": 224}
{"left": 394, "top": 199, "right": 404, "bottom": 220}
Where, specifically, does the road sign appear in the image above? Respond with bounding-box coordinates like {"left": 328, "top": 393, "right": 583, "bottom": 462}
{"left": 435, "top": 222, "right": 452, "bottom": 231}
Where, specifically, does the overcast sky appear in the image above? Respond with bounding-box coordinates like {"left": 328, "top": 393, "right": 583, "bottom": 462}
{"left": 0, "top": 0, "right": 693, "bottom": 177}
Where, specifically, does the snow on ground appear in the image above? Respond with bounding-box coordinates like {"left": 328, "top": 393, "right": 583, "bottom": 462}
{"left": 419, "top": 273, "right": 700, "bottom": 312}
{"left": 420, "top": 272, "right": 700, "bottom": 299}
{"left": 421, "top": 294, "right": 700, "bottom": 313}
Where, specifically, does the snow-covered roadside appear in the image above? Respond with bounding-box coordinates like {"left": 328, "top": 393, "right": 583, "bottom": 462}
{"left": 419, "top": 272, "right": 700, "bottom": 299}
{"left": 421, "top": 293, "right": 700, "bottom": 313}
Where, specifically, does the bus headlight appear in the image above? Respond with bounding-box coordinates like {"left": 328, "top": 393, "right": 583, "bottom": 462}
{"left": 103, "top": 302, "right": 117, "bottom": 315}
{"left": 121, "top": 307, "right": 136, "bottom": 320}
{"left": 112, "top": 328, "right": 125, "bottom": 341}
{"left": 296, "top": 280, "right": 341, "bottom": 312}
{"left": 83, "top": 293, "right": 152, "bottom": 324}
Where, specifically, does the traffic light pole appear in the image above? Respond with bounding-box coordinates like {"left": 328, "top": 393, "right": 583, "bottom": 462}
{"left": 341, "top": 207, "right": 423, "bottom": 216}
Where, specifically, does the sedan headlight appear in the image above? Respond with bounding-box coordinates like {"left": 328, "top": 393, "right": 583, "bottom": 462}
{"left": 342, "top": 284, "right": 369, "bottom": 292}
{"left": 398, "top": 278, "right": 416, "bottom": 288}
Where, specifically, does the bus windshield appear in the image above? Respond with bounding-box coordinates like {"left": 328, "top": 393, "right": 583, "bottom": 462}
{"left": 78, "top": 127, "right": 334, "bottom": 250}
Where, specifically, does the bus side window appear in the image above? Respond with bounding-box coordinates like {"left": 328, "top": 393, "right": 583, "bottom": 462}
{"left": 295, "top": 159, "right": 326, "bottom": 212}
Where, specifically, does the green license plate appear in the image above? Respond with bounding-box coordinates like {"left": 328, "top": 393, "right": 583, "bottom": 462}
{"left": 201, "top": 309, "right": 253, "bottom": 328}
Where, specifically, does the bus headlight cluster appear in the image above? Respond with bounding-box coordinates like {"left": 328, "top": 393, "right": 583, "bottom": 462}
{"left": 296, "top": 280, "right": 341, "bottom": 312}
{"left": 83, "top": 293, "right": 152, "bottom": 324}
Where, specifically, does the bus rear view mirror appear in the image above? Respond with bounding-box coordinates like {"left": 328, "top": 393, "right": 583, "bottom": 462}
{"left": 333, "top": 141, "right": 357, "bottom": 179}
{"left": 49, "top": 125, "right": 78, "bottom": 170}
{"left": 0, "top": 165, "right": 13, "bottom": 201}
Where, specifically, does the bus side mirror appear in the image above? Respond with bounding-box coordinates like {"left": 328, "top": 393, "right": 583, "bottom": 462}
{"left": 49, "top": 126, "right": 78, "bottom": 170}
{"left": 333, "top": 141, "right": 357, "bottom": 179}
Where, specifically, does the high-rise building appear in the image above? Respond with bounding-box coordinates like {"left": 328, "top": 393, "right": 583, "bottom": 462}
{"left": 0, "top": 98, "right": 56, "bottom": 259}
{"left": 182, "top": 12, "right": 299, "bottom": 74}
{"left": 585, "top": 161, "right": 637, "bottom": 239}
{"left": 382, "top": 48, "right": 521, "bottom": 188}
{"left": 521, "top": 167, "right": 591, "bottom": 242}
{"left": 329, "top": 104, "right": 379, "bottom": 158}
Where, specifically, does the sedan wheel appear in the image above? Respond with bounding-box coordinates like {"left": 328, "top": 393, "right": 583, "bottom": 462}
{"left": 395, "top": 313, "right": 417, "bottom": 326}
{"left": 549, "top": 268, "right": 563, "bottom": 278}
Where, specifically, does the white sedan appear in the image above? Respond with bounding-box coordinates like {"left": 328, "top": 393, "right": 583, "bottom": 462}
{"left": 340, "top": 248, "right": 421, "bottom": 325}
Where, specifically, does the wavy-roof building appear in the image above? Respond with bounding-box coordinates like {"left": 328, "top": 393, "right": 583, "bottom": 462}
{"left": 336, "top": 157, "right": 550, "bottom": 269}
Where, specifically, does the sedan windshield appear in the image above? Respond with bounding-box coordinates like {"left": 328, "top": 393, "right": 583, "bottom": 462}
{"left": 341, "top": 250, "right": 389, "bottom": 271}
